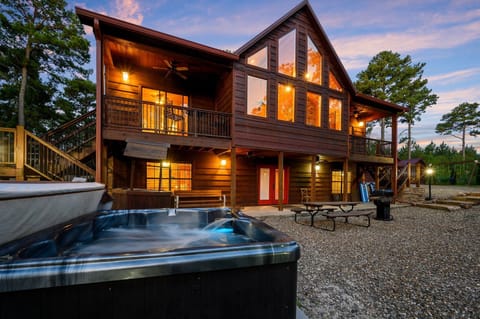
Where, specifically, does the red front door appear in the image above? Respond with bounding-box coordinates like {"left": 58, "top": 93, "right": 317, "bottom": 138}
{"left": 258, "top": 165, "right": 289, "bottom": 205}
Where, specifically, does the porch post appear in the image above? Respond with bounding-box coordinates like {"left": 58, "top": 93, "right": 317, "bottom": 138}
{"left": 343, "top": 158, "right": 349, "bottom": 201}
{"left": 93, "top": 18, "right": 103, "bottom": 183}
{"left": 278, "top": 151, "right": 284, "bottom": 211}
{"left": 230, "top": 147, "right": 237, "bottom": 210}
{"left": 310, "top": 155, "right": 316, "bottom": 201}
{"left": 15, "top": 126, "right": 25, "bottom": 181}
{"left": 392, "top": 114, "right": 398, "bottom": 198}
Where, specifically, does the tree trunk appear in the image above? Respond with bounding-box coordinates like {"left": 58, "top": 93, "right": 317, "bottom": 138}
{"left": 407, "top": 121, "right": 412, "bottom": 161}
{"left": 380, "top": 118, "right": 385, "bottom": 141}
{"left": 18, "top": 43, "right": 32, "bottom": 127}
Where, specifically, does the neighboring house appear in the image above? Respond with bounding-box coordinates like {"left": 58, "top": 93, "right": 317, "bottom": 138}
{"left": 75, "top": 0, "right": 406, "bottom": 209}
{"left": 398, "top": 158, "right": 426, "bottom": 186}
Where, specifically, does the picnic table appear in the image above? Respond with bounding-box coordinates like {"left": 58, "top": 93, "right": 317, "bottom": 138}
{"left": 291, "top": 201, "right": 373, "bottom": 231}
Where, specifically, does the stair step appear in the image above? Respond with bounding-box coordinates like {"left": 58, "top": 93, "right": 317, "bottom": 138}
{"left": 451, "top": 196, "right": 480, "bottom": 204}
{"left": 413, "top": 202, "right": 461, "bottom": 211}
{"left": 435, "top": 200, "right": 473, "bottom": 209}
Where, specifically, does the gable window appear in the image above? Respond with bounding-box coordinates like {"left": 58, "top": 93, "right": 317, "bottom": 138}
{"left": 329, "top": 97, "right": 342, "bottom": 130}
{"left": 329, "top": 71, "right": 343, "bottom": 92}
{"left": 306, "top": 92, "right": 321, "bottom": 127}
{"left": 247, "top": 75, "right": 267, "bottom": 117}
{"left": 146, "top": 161, "right": 192, "bottom": 191}
{"left": 278, "top": 29, "right": 296, "bottom": 77}
{"left": 306, "top": 36, "right": 322, "bottom": 84}
{"left": 278, "top": 83, "right": 295, "bottom": 122}
{"left": 247, "top": 46, "right": 268, "bottom": 69}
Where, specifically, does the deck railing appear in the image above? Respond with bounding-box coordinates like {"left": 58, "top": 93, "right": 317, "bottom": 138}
{"left": 104, "top": 96, "right": 231, "bottom": 138}
{"left": 25, "top": 130, "right": 95, "bottom": 181}
{"left": 0, "top": 128, "right": 16, "bottom": 165}
{"left": 43, "top": 110, "right": 96, "bottom": 158}
{"left": 350, "top": 135, "right": 392, "bottom": 157}
{"left": 0, "top": 126, "right": 95, "bottom": 181}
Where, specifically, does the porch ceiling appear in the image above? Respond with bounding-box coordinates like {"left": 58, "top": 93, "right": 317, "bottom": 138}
{"left": 105, "top": 37, "right": 232, "bottom": 79}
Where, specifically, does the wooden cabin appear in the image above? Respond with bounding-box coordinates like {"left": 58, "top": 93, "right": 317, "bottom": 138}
{"left": 74, "top": 1, "right": 406, "bottom": 210}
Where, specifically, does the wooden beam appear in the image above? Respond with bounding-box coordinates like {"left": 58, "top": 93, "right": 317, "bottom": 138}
{"left": 392, "top": 114, "right": 398, "bottom": 198}
{"left": 343, "top": 158, "right": 349, "bottom": 201}
{"left": 230, "top": 147, "right": 236, "bottom": 210}
{"left": 15, "top": 126, "right": 25, "bottom": 181}
{"left": 310, "top": 155, "right": 316, "bottom": 201}
{"left": 278, "top": 151, "right": 284, "bottom": 211}
{"left": 95, "top": 18, "right": 103, "bottom": 183}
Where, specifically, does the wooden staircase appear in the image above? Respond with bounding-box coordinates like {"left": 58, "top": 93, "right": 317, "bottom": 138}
{"left": 0, "top": 111, "right": 96, "bottom": 181}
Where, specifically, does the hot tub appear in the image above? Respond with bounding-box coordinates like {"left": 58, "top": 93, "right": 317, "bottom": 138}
{"left": 0, "top": 208, "right": 299, "bottom": 319}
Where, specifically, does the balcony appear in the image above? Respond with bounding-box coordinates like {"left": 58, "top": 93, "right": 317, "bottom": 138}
{"left": 104, "top": 96, "right": 231, "bottom": 139}
{"left": 349, "top": 135, "right": 393, "bottom": 163}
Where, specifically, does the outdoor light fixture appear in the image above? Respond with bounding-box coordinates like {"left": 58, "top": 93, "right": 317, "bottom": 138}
{"left": 315, "top": 164, "right": 320, "bottom": 171}
{"left": 220, "top": 159, "right": 227, "bottom": 167}
{"left": 122, "top": 71, "right": 129, "bottom": 81}
{"left": 426, "top": 164, "right": 434, "bottom": 200}
{"left": 162, "top": 161, "right": 170, "bottom": 168}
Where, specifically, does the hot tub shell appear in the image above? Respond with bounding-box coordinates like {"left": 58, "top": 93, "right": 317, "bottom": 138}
{"left": 0, "top": 208, "right": 299, "bottom": 319}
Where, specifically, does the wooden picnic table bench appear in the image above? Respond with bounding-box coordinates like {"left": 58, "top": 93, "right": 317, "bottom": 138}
{"left": 174, "top": 189, "right": 226, "bottom": 208}
{"left": 291, "top": 201, "right": 372, "bottom": 231}
{"left": 291, "top": 206, "right": 336, "bottom": 226}
{"left": 319, "top": 210, "right": 373, "bottom": 231}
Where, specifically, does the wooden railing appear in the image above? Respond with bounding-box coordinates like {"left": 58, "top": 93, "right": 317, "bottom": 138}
{"left": 1, "top": 126, "right": 95, "bottom": 181}
{"left": 43, "top": 110, "right": 96, "bottom": 159}
{"left": 397, "top": 165, "right": 409, "bottom": 193}
{"left": 25, "top": 130, "right": 95, "bottom": 181}
{"left": 350, "top": 135, "right": 392, "bottom": 157}
{"left": 0, "top": 128, "right": 16, "bottom": 165}
{"left": 104, "top": 96, "right": 231, "bottom": 138}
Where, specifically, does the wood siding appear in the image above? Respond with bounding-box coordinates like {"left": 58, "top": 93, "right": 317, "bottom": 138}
{"left": 233, "top": 6, "right": 350, "bottom": 157}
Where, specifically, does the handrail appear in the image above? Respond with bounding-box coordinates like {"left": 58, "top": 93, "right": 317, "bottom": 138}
{"left": 25, "top": 130, "right": 95, "bottom": 181}
{"left": 397, "top": 165, "right": 409, "bottom": 192}
{"left": 42, "top": 110, "right": 96, "bottom": 157}
{"left": 350, "top": 135, "right": 392, "bottom": 157}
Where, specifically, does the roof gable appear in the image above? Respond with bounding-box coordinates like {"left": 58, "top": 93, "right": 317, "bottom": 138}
{"left": 235, "top": 0, "right": 355, "bottom": 93}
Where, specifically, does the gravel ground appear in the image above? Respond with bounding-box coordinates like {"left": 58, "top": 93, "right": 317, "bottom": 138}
{"left": 261, "top": 205, "right": 480, "bottom": 319}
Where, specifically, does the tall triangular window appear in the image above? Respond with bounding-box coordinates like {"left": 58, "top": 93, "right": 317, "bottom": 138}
{"left": 247, "top": 46, "right": 268, "bottom": 69}
{"left": 278, "top": 30, "right": 296, "bottom": 77}
{"left": 306, "top": 36, "right": 322, "bottom": 84}
{"left": 329, "top": 71, "right": 343, "bottom": 92}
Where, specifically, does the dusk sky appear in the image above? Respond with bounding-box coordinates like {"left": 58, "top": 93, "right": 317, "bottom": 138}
{"left": 72, "top": 0, "right": 480, "bottom": 151}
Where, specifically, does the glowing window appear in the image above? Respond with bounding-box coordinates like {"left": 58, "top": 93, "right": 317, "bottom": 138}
{"left": 247, "top": 46, "right": 268, "bottom": 69}
{"left": 247, "top": 75, "right": 267, "bottom": 117}
{"left": 329, "top": 71, "right": 343, "bottom": 92}
{"left": 306, "top": 92, "right": 321, "bottom": 127}
{"left": 278, "top": 30, "right": 296, "bottom": 77}
{"left": 141, "top": 88, "right": 188, "bottom": 133}
{"left": 306, "top": 36, "right": 322, "bottom": 84}
{"left": 146, "top": 162, "right": 192, "bottom": 191}
{"left": 329, "top": 97, "right": 342, "bottom": 130}
{"left": 278, "top": 83, "right": 295, "bottom": 122}
{"left": 331, "top": 170, "right": 351, "bottom": 194}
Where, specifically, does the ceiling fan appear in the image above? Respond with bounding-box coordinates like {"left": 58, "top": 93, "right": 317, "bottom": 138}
{"left": 153, "top": 59, "right": 189, "bottom": 80}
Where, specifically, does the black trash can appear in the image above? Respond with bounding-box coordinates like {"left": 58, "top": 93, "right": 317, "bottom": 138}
{"left": 374, "top": 197, "right": 393, "bottom": 220}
